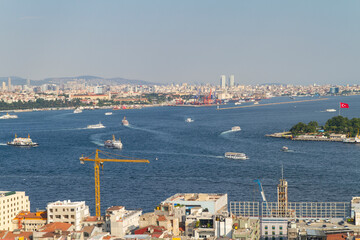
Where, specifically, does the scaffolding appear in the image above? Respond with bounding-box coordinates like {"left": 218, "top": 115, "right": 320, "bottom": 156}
{"left": 230, "top": 201, "right": 260, "bottom": 217}
{"left": 230, "top": 201, "right": 350, "bottom": 219}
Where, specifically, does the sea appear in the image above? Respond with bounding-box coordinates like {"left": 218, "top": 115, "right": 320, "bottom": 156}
{"left": 1, "top": 95, "right": 360, "bottom": 214}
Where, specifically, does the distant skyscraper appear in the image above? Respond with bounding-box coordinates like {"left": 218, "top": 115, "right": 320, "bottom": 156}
{"left": 8, "top": 77, "right": 11, "bottom": 91}
{"left": 2, "top": 82, "right": 6, "bottom": 91}
{"left": 27, "top": 78, "right": 31, "bottom": 86}
{"left": 220, "top": 75, "right": 226, "bottom": 88}
{"left": 229, "top": 75, "right": 235, "bottom": 87}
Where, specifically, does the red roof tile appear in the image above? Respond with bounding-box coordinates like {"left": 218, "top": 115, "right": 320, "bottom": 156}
{"left": 39, "top": 222, "right": 72, "bottom": 232}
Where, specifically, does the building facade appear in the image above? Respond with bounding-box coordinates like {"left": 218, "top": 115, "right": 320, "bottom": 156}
{"left": 47, "top": 200, "right": 90, "bottom": 231}
{"left": 0, "top": 191, "right": 30, "bottom": 231}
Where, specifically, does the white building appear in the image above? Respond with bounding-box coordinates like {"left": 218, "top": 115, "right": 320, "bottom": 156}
{"left": 94, "top": 85, "right": 104, "bottom": 94}
{"left": 260, "top": 218, "right": 288, "bottom": 240}
{"left": 104, "top": 206, "right": 142, "bottom": 238}
{"left": 47, "top": 200, "right": 90, "bottom": 231}
{"left": 0, "top": 191, "right": 30, "bottom": 231}
{"left": 185, "top": 207, "right": 232, "bottom": 239}
{"left": 162, "top": 193, "right": 228, "bottom": 215}
{"left": 229, "top": 75, "right": 235, "bottom": 87}
{"left": 220, "top": 75, "right": 226, "bottom": 89}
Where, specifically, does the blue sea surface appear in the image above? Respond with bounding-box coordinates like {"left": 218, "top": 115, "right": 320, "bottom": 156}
{"left": 1, "top": 96, "right": 360, "bottom": 214}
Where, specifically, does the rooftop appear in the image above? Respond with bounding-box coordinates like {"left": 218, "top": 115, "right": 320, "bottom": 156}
{"left": 164, "top": 193, "right": 226, "bottom": 202}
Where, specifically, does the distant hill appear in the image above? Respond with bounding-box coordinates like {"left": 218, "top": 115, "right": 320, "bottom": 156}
{"left": 0, "top": 76, "right": 157, "bottom": 86}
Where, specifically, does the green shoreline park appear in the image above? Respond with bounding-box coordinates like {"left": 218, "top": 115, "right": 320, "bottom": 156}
{"left": 290, "top": 116, "right": 360, "bottom": 137}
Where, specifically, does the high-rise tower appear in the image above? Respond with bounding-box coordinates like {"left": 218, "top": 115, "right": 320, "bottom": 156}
{"left": 277, "top": 166, "right": 288, "bottom": 217}
{"left": 220, "top": 75, "right": 226, "bottom": 88}
{"left": 2, "top": 82, "right": 6, "bottom": 91}
{"left": 229, "top": 75, "right": 235, "bottom": 87}
{"left": 8, "top": 77, "right": 11, "bottom": 91}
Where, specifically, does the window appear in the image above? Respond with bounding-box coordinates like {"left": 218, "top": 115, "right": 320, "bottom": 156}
{"left": 265, "top": 225, "right": 268, "bottom": 230}
{"left": 272, "top": 231, "right": 275, "bottom": 235}
{"left": 265, "top": 231, "right": 268, "bottom": 235}
{"left": 280, "top": 232, "right": 283, "bottom": 236}
{"left": 272, "top": 225, "right": 275, "bottom": 230}
{"left": 279, "top": 226, "right": 283, "bottom": 230}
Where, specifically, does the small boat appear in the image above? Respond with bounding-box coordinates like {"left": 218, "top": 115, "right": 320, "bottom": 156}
{"left": 254, "top": 101, "right": 259, "bottom": 105}
{"left": 235, "top": 102, "right": 241, "bottom": 105}
{"left": 7, "top": 134, "right": 38, "bottom": 147}
{"left": 74, "top": 108, "right": 82, "bottom": 114}
{"left": 231, "top": 126, "right": 241, "bottom": 132}
{"left": 326, "top": 109, "right": 336, "bottom": 112}
{"left": 185, "top": 118, "right": 194, "bottom": 123}
{"left": 225, "top": 152, "right": 248, "bottom": 160}
{"left": 0, "top": 113, "right": 18, "bottom": 119}
{"left": 122, "top": 117, "right": 129, "bottom": 126}
{"left": 87, "top": 122, "right": 105, "bottom": 129}
{"left": 105, "top": 112, "right": 113, "bottom": 115}
{"left": 281, "top": 146, "right": 289, "bottom": 152}
{"left": 104, "top": 135, "right": 123, "bottom": 149}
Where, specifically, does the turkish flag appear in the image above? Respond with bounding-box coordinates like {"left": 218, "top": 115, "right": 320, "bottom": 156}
{"left": 340, "top": 102, "right": 349, "bottom": 108}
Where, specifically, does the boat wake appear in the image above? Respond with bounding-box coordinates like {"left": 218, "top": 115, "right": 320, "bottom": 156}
{"left": 0, "top": 143, "right": 8, "bottom": 146}
{"left": 125, "top": 125, "right": 168, "bottom": 136}
{"left": 220, "top": 130, "right": 234, "bottom": 135}
{"left": 89, "top": 132, "right": 109, "bottom": 147}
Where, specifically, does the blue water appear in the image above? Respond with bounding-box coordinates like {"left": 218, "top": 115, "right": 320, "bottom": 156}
{"left": 1, "top": 95, "right": 360, "bottom": 214}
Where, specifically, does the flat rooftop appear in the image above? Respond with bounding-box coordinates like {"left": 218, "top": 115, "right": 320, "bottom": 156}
{"left": 164, "top": 193, "right": 226, "bottom": 202}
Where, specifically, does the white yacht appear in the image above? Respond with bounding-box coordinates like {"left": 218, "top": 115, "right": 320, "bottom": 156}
{"left": 326, "top": 109, "right": 336, "bottom": 112}
{"left": 231, "top": 126, "right": 241, "bottom": 132}
{"left": 104, "top": 135, "right": 123, "bottom": 149}
{"left": 185, "top": 118, "right": 194, "bottom": 123}
{"left": 0, "top": 113, "right": 18, "bottom": 119}
{"left": 235, "top": 102, "right": 241, "bottom": 105}
{"left": 105, "top": 112, "right": 113, "bottom": 115}
{"left": 87, "top": 122, "right": 105, "bottom": 129}
{"left": 74, "top": 108, "right": 82, "bottom": 114}
{"left": 225, "top": 152, "right": 248, "bottom": 160}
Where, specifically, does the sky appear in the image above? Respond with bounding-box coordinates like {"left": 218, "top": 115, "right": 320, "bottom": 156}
{"left": 0, "top": 0, "right": 359, "bottom": 85}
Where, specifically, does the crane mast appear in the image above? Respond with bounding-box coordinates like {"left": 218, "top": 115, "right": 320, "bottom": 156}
{"left": 80, "top": 149, "right": 149, "bottom": 217}
{"left": 254, "top": 179, "right": 271, "bottom": 216}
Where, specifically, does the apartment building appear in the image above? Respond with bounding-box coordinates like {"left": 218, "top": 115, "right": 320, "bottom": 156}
{"left": 0, "top": 191, "right": 30, "bottom": 231}
{"left": 47, "top": 200, "right": 89, "bottom": 231}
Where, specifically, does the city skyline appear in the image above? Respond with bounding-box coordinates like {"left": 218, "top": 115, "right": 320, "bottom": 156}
{"left": 0, "top": 1, "right": 359, "bottom": 85}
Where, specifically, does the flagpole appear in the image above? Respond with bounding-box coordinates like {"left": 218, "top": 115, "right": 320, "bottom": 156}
{"left": 339, "top": 102, "right": 340, "bottom": 116}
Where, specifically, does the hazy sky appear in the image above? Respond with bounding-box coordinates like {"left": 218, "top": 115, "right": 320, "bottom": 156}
{"left": 0, "top": 0, "right": 359, "bottom": 85}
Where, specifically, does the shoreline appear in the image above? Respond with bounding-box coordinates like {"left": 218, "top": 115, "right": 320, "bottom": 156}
{"left": 266, "top": 132, "right": 345, "bottom": 142}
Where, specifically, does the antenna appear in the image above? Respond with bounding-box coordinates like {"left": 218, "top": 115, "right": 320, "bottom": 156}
{"left": 281, "top": 164, "right": 284, "bottom": 180}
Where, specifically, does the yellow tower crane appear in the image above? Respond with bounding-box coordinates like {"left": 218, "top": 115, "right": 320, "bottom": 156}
{"left": 80, "top": 149, "right": 149, "bottom": 217}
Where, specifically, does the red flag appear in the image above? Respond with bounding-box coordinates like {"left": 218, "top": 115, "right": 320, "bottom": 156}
{"left": 340, "top": 102, "right": 349, "bottom": 108}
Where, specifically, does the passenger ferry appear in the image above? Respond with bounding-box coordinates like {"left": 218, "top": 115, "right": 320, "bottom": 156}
{"left": 104, "top": 135, "right": 123, "bottom": 149}
{"left": 122, "top": 117, "right": 129, "bottom": 126}
{"left": 0, "top": 113, "right": 18, "bottom": 119}
{"left": 87, "top": 122, "right": 105, "bottom": 129}
{"left": 7, "top": 134, "right": 38, "bottom": 147}
{"left": 224, "top": 152, "right": 248, "bottom": 160}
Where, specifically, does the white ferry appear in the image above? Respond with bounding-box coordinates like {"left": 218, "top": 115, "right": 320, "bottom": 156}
{"left": 7, "top": 134, "right": 38, "bottom": 147}
{"left": 104, "top": 135, "right": 123, "bottom": 149}
{"left": 231, "top": 126, "right": 241, "bottom": 132}
{"left": 326, "top": 109, "right": 336, "bottom": 112}
{"left": 185, "top": 118, "right": 194, "bottom": 123}
{"left": 225, "top": 152, "right": 248, "bottom": 160}
{"left": 105, "top": 112, "right": 113, "bottom": 115}
{"left": 122, "top": 117, "right": 129, "bottom": 126}
{"left": 87, "top": 122, "right": 105, "bottom": 129}
{"left": 74, "top": 108, "right": 82, "bottom": 114}
{"left": 0, "top": 113, "right": 18, "bottom": 119}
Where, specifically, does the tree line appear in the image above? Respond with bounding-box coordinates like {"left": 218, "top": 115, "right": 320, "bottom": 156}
{"left": 290, "top": 116, "right": 360, "bottom": 137}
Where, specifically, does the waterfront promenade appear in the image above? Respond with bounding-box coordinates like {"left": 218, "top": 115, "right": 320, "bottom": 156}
{"left": 217, "top": 98, "right": 329, "bottom": 110}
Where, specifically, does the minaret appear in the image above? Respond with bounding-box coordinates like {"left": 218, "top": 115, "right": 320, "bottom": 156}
{"left": 277, "top": 165, "right": 288, "bottom": 217}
